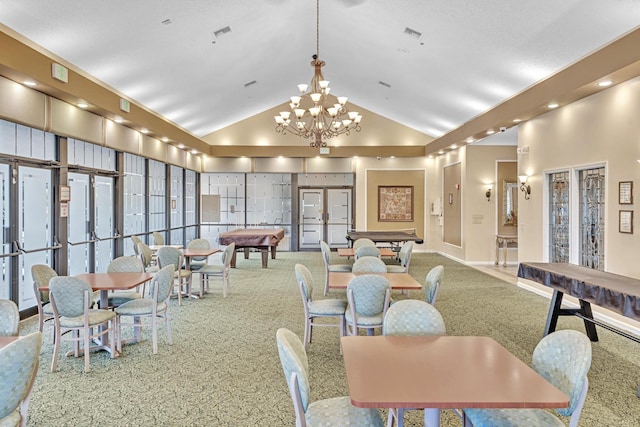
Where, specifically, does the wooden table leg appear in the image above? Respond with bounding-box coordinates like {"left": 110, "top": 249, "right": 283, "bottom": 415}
{"left": 261, "top": 249, "right": 268, "bottom": 268}
{"left": 270, "top": 245, "right": 277, "bottom": 259}
{"left": 243, "top": 248, "right": 250, "bottom": 259}
{"left": 495, "top": 237, "right": 500, "bottom": 266}
{"left": 230, "top": 249, "right": 237, "bottom": 268}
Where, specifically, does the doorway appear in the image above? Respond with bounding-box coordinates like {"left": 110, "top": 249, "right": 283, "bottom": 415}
{"left": 299, "top": 188, "right": 352, "bottom": 249}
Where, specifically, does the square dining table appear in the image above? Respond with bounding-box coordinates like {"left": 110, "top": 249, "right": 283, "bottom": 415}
{"left": 341, "top": 335, "right": 569, "bottom": 427}
{"left": 328, "top": 272, "right": 422, "bottom": 291}
{"left": 337, "top": 247, "right": 397, "bottom": 258}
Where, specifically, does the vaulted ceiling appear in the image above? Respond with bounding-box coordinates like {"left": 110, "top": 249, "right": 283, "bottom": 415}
{"left": 1, "top": 1, "right": 640, "bottom": 157}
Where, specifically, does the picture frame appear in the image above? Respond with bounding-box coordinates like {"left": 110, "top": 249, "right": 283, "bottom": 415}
{"left": 378, "top": 185, "right": 414, "bottom": 222}
{"left": 619, "top": 181, "right": 633, "bottom": 204}
{"left": 619, "top": 210, "right": 633, "bottom": 234}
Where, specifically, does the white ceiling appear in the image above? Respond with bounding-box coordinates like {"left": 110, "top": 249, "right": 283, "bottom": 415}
{"left": 1, "top": 0, "right": 640, "bottom": 145}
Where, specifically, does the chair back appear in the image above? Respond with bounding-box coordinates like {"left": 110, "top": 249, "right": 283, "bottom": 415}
{"left": 347, "top": 275, "right": 391, "bottom": 317}
{"left": 107, "top": 256, "right": 144, "bottom": 273}
{"left": 276, "top": 328, "right": 311, "bottom": 413}
{"left": 138, "top": 242, "right": 155, "bottom": 268}
{"left": 187, "top": 238, "right": 211, "bottom": 262}
{"left": 152, "top": 231, "right": 164, "bottom": 246}
{"left": 532, "top": 330, "right": 592, "bottom": 419}
{"left": 0, "top": 299, "right": 19, "bottom": 336}
{"left": 320, "top": 241, "right": 331, "bottom": 270}
{"left": 383, "top": 300, "right": 446, "bottom": 336}
{"left": 131, "top": 235, "right": 142, "bottom": 256}
{"left": 355, "top": 246, "right": 380, "bottom": 259}
{"left": 150, "top": 265, "right": 175, "bottom": 304}
{"left": 0, "top": 332, "right": 42, "bottom": 419}
{"left": 294, "top": 264, "right": 314, "bottom": 303}
{"left": 31, "top": 264, "right": 58, "bottom": 303}
{"left": 397, "top": 241, "right": 414, "bottom": 269}
{"left": 352, "top": 238, "right": 375, "bottom": 250}
{"left": 352, "top": 256, "right": 387, "bottom": 273}
{"left": 49, "top": 277, "right": 93, "bottom": 318}
{"left": 222, "top": 243, "right": 235, "bottom": 268}
{"left": 424, "top": 265, "right": 444, "bottom": 305}
{"left": 157, "top": 246, "right": 183, "bottom": 270}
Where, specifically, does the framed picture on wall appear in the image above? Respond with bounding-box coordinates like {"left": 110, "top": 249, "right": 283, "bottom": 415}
{"left": 619, "top": 181, "right": 633, "bottom": 204}
{"left": 619, "top": 210, "right": 633, "bottom": 234}
{"left": 378, "top": 186, "right": 413, "bottom": 222}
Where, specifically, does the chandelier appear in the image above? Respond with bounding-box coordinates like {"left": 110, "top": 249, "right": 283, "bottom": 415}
{"left": 274, "top": 0, "right": 362, "bottom": 148}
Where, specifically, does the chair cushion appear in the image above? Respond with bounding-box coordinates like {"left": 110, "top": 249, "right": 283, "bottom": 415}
{"left": 115, "top": 299, "right": 166, "bottom": 316}
{"left": 328, "top": 265, "right": 352, "bottom": 272}
{"left": 306, "top": 396, "right": 384, "bottom": 426}
{"left": 58, "top": 309, "right": 116, "bottom": 328}
{"left": 198, "top": 265, "right": 224, "bottom": 274}
{"left": 308, "top": 299, "right": 347, "bottom": 316}
{"left": 42, "top": 302, "right": 54, "bottom": 316}
{"left": 0, "top": 408, "right": 21, "bottom": 427}
{"left": 463, "top": 408, "right": 565, "bottom": 427}
{"left": 108, "top": 291, "right": 141, "bottom": 307}
{"left": 175, "top": 270, "right": 192, "bottom": 279}
{"left": 345, "top": 309, "right": 384, "bottom": 327}
{"left": 385, "top": 265, "right": 406, "bottom": 273}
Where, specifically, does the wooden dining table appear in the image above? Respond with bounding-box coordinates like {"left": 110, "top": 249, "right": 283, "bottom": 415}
{"left": 182, "top": 247, "right": 221, "bottom": 270}
{"left": 328, "top": 272, "right": 423, "bottom": 290}
{"left": 341, "top": 335, "right": 569, "bottom": 427}
{"left": 337, "top": 247, "right": 396, "bottom": 258}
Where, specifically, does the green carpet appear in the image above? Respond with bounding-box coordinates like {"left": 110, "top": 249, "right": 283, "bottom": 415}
{"left": 18, "top": 252, "right": 640, "bottom": 426}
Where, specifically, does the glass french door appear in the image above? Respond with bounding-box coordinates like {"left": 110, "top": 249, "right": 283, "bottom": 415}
{"left": 299, "top": 188, "right": 352, "bottom": 249}
{"left": 67, "top": 173, "right": 115, "bottom": 275}
{"left": 0, "top": 163, "right": 11, "bottom": 300}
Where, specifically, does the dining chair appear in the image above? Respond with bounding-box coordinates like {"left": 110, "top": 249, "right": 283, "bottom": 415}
{"left": 198, "top": 243, "right": 235, "bottom": 298}
{"left": 351, "top": 256, "right": 387, "bottom": 273}
{"left": 383, "top": 299, "right": 447, "bottom": 427}
{"left": 424, "top": 265, "right": 444, "bottom": 305}
{"left": 131, "top": 235, "right": 142, "bottom": 256}
{"left": 0, "top": 331, "right": 42, "bottom": 427}
{"left": 0, "top": 299, "right": 19, "bottom": 336}
{"left": 106, "top": 256, "right": 145, "bottom": 307}
{"left": 115, "top": 265, "right": 174, "bottom": 355}
{"left": 320, "top": 241, "right": 351, "bottom": 296}
{"left": 157, "top": 246, "right": 192, "bottom": 305}
{"left": 385, "top": 241, "right": 414, "bottom": 273}
{"left": 346, "top": 274, "right": 391, "bottom": 336}
{"left": 352, "top": 238, "right": 376, "bottom": 250}
{"left": 463, "top": 329, "right": 592, "bottom": 427}
{"left": 30, "top": 264, "right": 58, "bottom": 337}
{"left": 354, "top": 245, "right": 381, "bottom": 259}
{"left": 152, "top": 231, "right": 164, "bottom": 246}
{"left": 186, "top": 238, "right": 211, "bottom": 271}
{"left": 294, "top": 264, "right": 347, "bottom": 352}
{"left": 49, "top": 276, "right": 117, "bottom": 373}
{"left": 138, "top": 241, "right": 159, "bottom": 273}
{"left": 275, "top": 328, "right": 384, "bottom": 427}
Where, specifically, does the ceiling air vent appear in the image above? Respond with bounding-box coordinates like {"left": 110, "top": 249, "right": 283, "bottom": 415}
{"left": 161, "top": 19, "right": 172, "bottom": 25}
{"left": 404, "top": 27, "right": 422, "bottom": 40}
{"left": 244, "top": 80, "right": 257, "bottom": 88}
{"left": 378, "top": 81, "right": 391, "bottom": 88}
{"left": 213, "top": 26, "right": 232, "bottom": 38}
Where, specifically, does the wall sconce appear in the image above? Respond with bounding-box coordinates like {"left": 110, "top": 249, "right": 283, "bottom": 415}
{"left": 519, "top": 175, "right": 531, "bottom": 200}
{"left": 485, "top": 184, "right": 493, "bottom": 202}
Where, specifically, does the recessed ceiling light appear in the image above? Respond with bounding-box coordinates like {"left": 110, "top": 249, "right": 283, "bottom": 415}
{"left": 513, "top": 118, "right": 522, "bottom": 123}
{"left": 450, "top": 144, "right": 457, "bottom": 149}
{"left": 178, "top": 143, "right": 184, "bottom": 149}
{"left": 191, "top": 149, "right": 198, "bottom": 154}
{"left": 140, "top": 128, "right": 149, "bottom": 134}
{"left": 390, "top": 156, "right": 396, "bottom": 159}
{"left": 113, "top": 117, "right": 123, "bottom": 124}
{"left": 23, "top": 81, "right": 37, "bottom": 87}
{"left": 438, "top": 150, "right": 444, "bottom": 155}
{"left": 161, "top": 137, "right": 169, "bottom": 142}
{"left": 548, "top": 103, "right": 559, "bottom": 109}
{"left": 466, "top": 137, "right": 475, "bottom": 143}
{"left": 597, "top": 80, "right": 612, "bottom": 87}
{"left": 77, "top": 102, "right": 88, "bottom": 109}
{"left": 486, "top": 129, "right": 495, "bottom": 135}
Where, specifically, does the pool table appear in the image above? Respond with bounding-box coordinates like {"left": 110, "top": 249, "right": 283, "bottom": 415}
{"left": 219, "top": 228, "right": 285, "bottom": 268}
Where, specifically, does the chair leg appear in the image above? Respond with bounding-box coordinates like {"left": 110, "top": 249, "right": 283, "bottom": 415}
{"left": 303, "top": 318, "right": 310, "bottom": 350}
{"left": 109, "top": 320, "right": 116, "bottom": 359}
{"left": 176, "top": 278, "right": 182, "bottom": 306}
{"left": 152, "top": 312, "right": 158, "bottom": 354}
{"left": 51, "top": 326, "right": 61, "bottom": 373}
{"left": 165, "top": 310, "right": 173, "bottom": 345}
{"left": 116, "top": 315, "right": 123, "bottom": 353}
{"left": 84, "top": 327, "right": 91, "bottom": 373}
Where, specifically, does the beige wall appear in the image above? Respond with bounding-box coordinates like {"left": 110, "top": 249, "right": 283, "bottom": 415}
{"left": 443, "top": 162, "right": 462, "bottom": 247}
{"left": 518, "top": 76, "right": 640, "bottom": 278}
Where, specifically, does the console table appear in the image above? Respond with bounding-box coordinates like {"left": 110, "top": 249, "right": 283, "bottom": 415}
{"left": 495, "top": 235, "right": 517, "bottom": 267}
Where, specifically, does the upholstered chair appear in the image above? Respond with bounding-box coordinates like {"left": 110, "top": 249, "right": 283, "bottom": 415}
{"left": 106, "top": 256, "right": 145, "bottom": 307}
{"left": 115, "top": 265, "right": 174, "bottom": 354}
{"left": 131, "top": 235, "right": 142, "bottom": 256}
{"left": 0, "top": 331, "right": 42, "bottom": 427}
{"left": 424, "top": 265, "right": 444, "bottom": 305}
{"left": 157, "top": 246, "right": 192, "bottom": 305}
{"left": 354, "top": 245, "right": 381, "bottom": 260}
{"left": 352, "top": 256, "right": 387, "bottom": 273}
{"left": 49, "top": 276, "right": 116, "bottom": 373}
{"left": 186, "top": 238, "right": 212, "bottom": 272}
{"left": 138, "top": 241, "right": 159, "bottom": 273}
{"left": 352, "top": 238, "right": 375, "bottom": 250}
{"left": 463, "top": 330, "right": 592, "bottom": 427}
{"left": 294, "top": 264, "right": 347, "bottom": 352}
{"left": 276, "top": 328, "right": 384, "bottom": 427}
{"left": 198, "top": 243, "right": 235, "bottom": 298}
{"left": 31, "top": 264, "right": 58, "bottom": 336}
{"left": 320, "top": 241, "right": 351, "bottom": 296}
{"left": 382, "top": 299, "right": 447, "bottom": 427}
{"left": 0, "top": 299, "right": 19, "bottom": 336}
{"left": 152, "top": 231, "right": 164, "bottom": 246}
{"left": 386, "top": 241, "right": 414, "bottom": 273}
{"left": 345, "top": 275, "right": 391, "bottom": 336}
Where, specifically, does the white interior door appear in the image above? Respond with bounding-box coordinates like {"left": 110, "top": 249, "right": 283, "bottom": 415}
{"left": 299, "top": 189, "right": 323, "bottom": 249}
{"left": 326, "top": 189, "right": 352, "bottom": 247}
{"left": 94, "top": 176, "right": 114, "bottom": 272}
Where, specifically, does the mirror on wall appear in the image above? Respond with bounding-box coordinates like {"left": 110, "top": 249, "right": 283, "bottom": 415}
{"left": 502, "top": 180, "right": 518, "bottom": 226}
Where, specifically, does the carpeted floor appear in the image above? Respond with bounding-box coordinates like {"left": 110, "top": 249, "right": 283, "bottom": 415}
{"left": 18, "top": 252, "right": 640, "bottom": 426}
